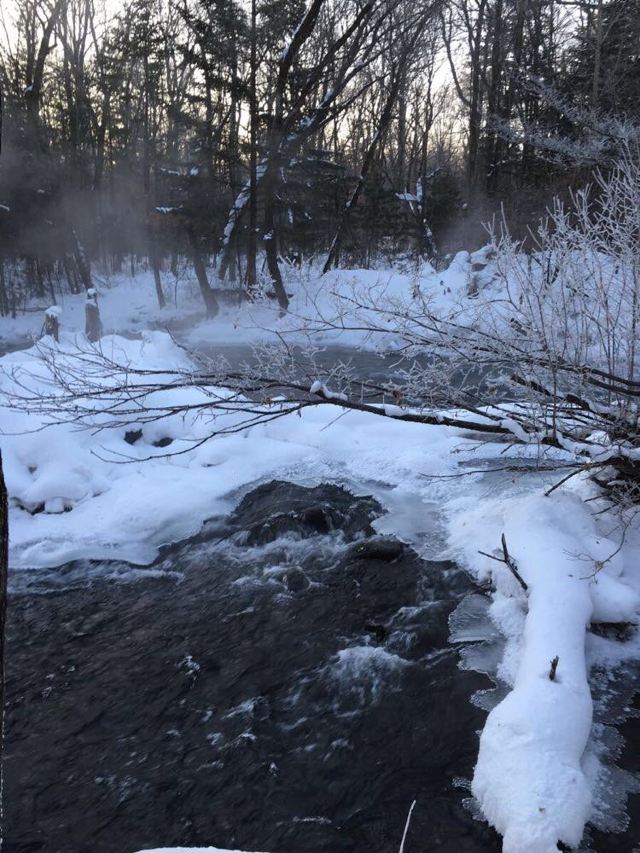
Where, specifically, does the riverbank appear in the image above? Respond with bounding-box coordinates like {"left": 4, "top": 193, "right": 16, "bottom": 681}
{"left": 0, "top": 257, "right": 470, "bottom": 356}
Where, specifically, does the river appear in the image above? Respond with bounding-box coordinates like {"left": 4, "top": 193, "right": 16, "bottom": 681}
{"left": 3, "top": 340, "right": 640, "bottom": 852}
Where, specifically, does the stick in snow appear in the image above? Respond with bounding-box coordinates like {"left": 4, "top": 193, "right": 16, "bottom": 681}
{"left": 398, "top": 799, "right": 416, "bottom": 853}
{"left": 549, "top": 655, "right": 559, "bottom": 681}
{"left": 478, "top": 533, "right": 529, "bottom": 592}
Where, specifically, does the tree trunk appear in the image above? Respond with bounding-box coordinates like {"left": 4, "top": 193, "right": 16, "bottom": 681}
{"left": 263, "top": 169, "right": 288, "bottom": 311}
{"left": 85, "top": 297, "right": 102, "bottom": 342}
{"left": 485, "top": 0, "right": 503, "bottom": 196}
{"left": 72, "top": 230, "right": 93, "bottom": 291}
{"left": 63, "top": 254, "right": 79, "bottom": 293}
{"left": 467, "top": 0, "right": 488, "bottom": 194}
{"left": 24, "top": 0, "right": 69, "bottom": 148}
{"left": 324, "top": 68, "right": 407, "bottom": 273}
{"left": 150, "top": 246, "right": 166, "bottom": 309}
{"left": 186, "top": 226, "right": 219, "bottom": 317}
{"left": 592, "top": 0, "right": 603, "bottom": 106}
{"left": 246, "top": 0, "right": 258, "bottom": 293}
{"left": 0, "top": 257, "right": 8, "bottom": 317}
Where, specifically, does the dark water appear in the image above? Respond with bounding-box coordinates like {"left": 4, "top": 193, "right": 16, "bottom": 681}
{"left": 189, "top": 342, "right": 502, "bottom": 406}
{"left": 0, "top": 334, "right": 37, "bottom": 358}
{"left": 5, "top": 482, "right": 503, "bottom": 853}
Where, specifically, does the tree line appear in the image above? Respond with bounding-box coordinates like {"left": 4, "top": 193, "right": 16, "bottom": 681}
{"left": 0, "top": 0, "right": 638, "bottom": 314}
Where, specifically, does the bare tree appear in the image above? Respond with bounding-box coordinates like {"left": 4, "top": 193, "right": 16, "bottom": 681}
{"left": 218, "top": 0, "right": 428, "bottom": 307}
{"left": 9, "top": 150, "right": 640, "bottom": 501}
{"left": 323, "top": 8, "right": 438, "bottom": 273}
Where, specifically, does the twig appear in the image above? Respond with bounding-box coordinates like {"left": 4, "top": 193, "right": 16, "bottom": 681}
{"left": 478, "top": 533, "right": 528, "bottom": 592}
{"left": 500, "top": 534, "right": 529, "bottom": 592}
{"left": 544, "top": 461, "right": 603, "bottom": 496}
{"left": 399, "top": 799, "right": 417, "bottom": 853}
{"left": 549, "top": 655, "right": 559, "bottom": 680}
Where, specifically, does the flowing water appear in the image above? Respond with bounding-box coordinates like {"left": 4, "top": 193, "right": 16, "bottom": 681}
{"left": 3, "top": 342, "right": 640, "bottom": 852}
{"left": 6, "top": 482, "right": 501, "bottom": 853}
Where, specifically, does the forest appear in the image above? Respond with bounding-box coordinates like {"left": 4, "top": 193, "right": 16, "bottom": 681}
{"left": 1, "top": 0, "right": 637, "bottom": 312}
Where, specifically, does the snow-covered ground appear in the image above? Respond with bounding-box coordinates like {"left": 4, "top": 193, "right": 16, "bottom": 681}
{"left": 2, "top": 262, "right": 640, "bottom": 851}
{"left": 0, "top": 256, "right": 471, "bottom": 353}
{"left": 1, "top": 329, "right": 458, "bottom": 567}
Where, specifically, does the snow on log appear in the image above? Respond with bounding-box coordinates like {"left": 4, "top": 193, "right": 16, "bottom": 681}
{"left": 450, "top": 490, "right": 640, "bottom": 852}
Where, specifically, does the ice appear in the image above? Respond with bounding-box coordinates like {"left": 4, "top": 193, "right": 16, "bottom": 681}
{"left": 449, "top": 593, "right": 501, "bottom": 644}
{"left": 471, "top": 684, "right": 509, "bottom": 712}
{"left": 449, "top": 595, "right": 511, "bottom": 706}
{"left": 450, "top": 594, "right": 506, "bottom": 676}
{"left": 370, "top": 486, "right": 442, "bottom": 550}
{"left": 457, "top": 640, "right": 505, "bottom": 676}
{"left": 586, "top": 751, "right": 640, "bottom": 834}
{"left": 582, "top": 661, "right": 640, "bottom": 835}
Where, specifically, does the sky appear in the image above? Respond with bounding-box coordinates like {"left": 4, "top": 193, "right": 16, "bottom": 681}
{"left": 1, "top": 0, "right": 125, "bottom": 51}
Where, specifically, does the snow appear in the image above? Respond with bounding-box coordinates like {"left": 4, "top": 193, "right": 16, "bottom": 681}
{"left": 0, "top": 270, "right": 198, "bottom": 348}
{"left": 2, "top": 256, "right": 640, "bottom": 851}
{"left": 0, "top": 330, "right": 460, "bottom": 568}
{"left": 309, "top": 380, "right": 347, "bottom": 401}
{"left": 0, "top": 257, "right": 469, "bottom": 355}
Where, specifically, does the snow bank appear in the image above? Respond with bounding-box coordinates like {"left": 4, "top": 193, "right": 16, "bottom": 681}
{"left": 449, "top": 488, "right": 640, "bottom": 851}
{"left": 0, "top": 331, "right": 457, "bottom": 569}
